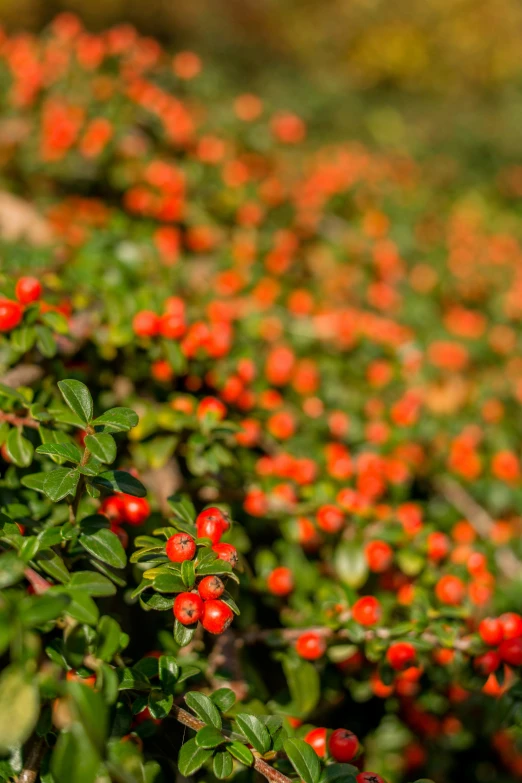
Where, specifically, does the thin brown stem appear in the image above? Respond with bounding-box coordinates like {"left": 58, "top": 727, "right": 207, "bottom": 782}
{"left": 18, "top": 735, "right": 46, "bottom": 783}
{"left": 0, "top": 411, "right": 39, "bottom": 429}
{"left": 171, "top": 705, "right": 293, "bottom": 783}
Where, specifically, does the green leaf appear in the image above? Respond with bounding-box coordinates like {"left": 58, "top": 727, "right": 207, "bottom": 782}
{"left": 11, "top": 326, "right": 36, "bottom": 353}
{"left": 319, "top": 763, "right": 358, "bottom": 783}
{"left": 174, "top": 619, "right": 196, "bottom": 647}
{"left": 178, "top": 665, "right": 200, "bottom": 684}
{"left": 36, "top": 442, "right": 83, "bottom": 463}
{"left": 234, "top": 713, "right": 270, "bottom": 754}
{"left": 211, "top": 688, "right": 236, "bottom": 713}
{"left": 35, "top": 324, "right": 57, "bottom": 357}
{"left": 42, "top": 309, "right": 69, "bottom": 334}
{"left": 85, "top": 433, "right": 116, "bottom": 464}
{"left": 6, "top": 427, "right": 34, "bottom": 467}
{"left": 158, "top": 655, "right": 179, "bottom": 694}
{"left": 167, "top": 493, "right": 196, "bottom": 525}
{"left": 181, "top": 559, "right": 195, "bottom": 588}
{"left": 334, "top": 541, "right": 368, "bottom": 589}
{"left": 63, "top": 591, "right": 100, "bottom": 625}
{"left": 69, "top": 571, "right": 116, "bottom": 597}
{"left": 43, "top": 468, "right": 80, "bottom": 501}
{"left": 196, "top": 726, "right": 225, "bottom": 748}
{"left": 283, "top": 738, "right": 321, "bottom": 783}
{"left": 227, "top": 741, "right": 254, "bottom": 766}
{"left": 68, "top": 680, "right": 108, "bottom": 753}
{"left": 58, "top": 380, "right": 93, "bottom": 424}
{"left": 51, "top": 724, "right": 101, "bottom": 783}
{"left": 213, "top": 750, "right": 233, "bottom": 779}
{"left": 92, "top": 470, "right": 146, "bottom": 497}
{"left": 148, "top": 689, "right": 173, "bottom": 719}
{"left": 20, "top": 472, "right": 48, "bottom": 492}
{"left": 37, "top": 550, "right": 70, "bottom": 583}
{"left": 92, "top": 407, "right": 139, "bottom": 433}
{"left": 19, "top": 593, "right": 70, "bottom": 627}
{"left": 282, "top": 655, "right": 320, "bottom": 717}
{"left": 79, "top": 528, "right": 126, "bottom": 569}
{"left": 140, "top": 593, "right": 174, "bottom": 611}
{"left": 96, "top": 615, "right": 121, "bottom": 661}
{"left": 178, "top": 738, "right": 213, "bottom": 776}
{"left": 185, "top": 692, "right": 222, "bottom": 729}
{"left": 153, "top": 573, "right": 186, "bottom": 593}
{"left": 0, "top": 666, "right": 39, "bottom": 753}
{"left": 0, "top": 551, "right": 25, "bottom": 588}
{"left": 117, "top": 668, "right": 150, "bottom": 691}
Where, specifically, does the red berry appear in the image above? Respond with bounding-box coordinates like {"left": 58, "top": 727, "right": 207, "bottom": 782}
{"left": 15, "top": 276, "right": 42, "bottom": 305}
{"left": 133, "top": 310, "right": 160, "bottom": 337}
{"left": 474, "top": 650, "right": 501, "bottom": 675}
{"left": 212, "top": 542, "right": 238, "bottom": 568}
{"left": 365, "top": 540, "right": 393, "bottom": 572}
{"left": 304, "top": 727, "right": 327, "bottom": 757}
{"left": 132, "top": 706, "right": 161, "bottom": 727}
{"left": 356, "top": 773, "right": 386, "bottom": 783}
{"left": 427, "top": 531, "right": 450, "bottom": 561}
{"left": 173, "top": 592, "right": 203, "bottom": 625}
{"left": 197, "top": 575, "right": 225, "bottom": 600}
{"left": 159, "top": 312, "right": 186, "bottom": 339}
{"left": 352, "top": 596, "right": 381, "bottom": 626}
{"left": 197, "top": 396, "right": 226, "bottom": 421}
{"left": 121, "top": 495, "right": 150, "bottom": 526}
{"left": 499, "top": 612, "right": 522, "bottom": 640}
{"left": 196, "top": 507, "right": 229, "bottom": 543}
{"left": 0, "top": 299, "right": 23, "bottom": 332}
{"left": 435, "top": 575, "right": 465, "bottom": 606}
{"left": 267, "top": 567, "right": 294, "bottom": 596}
{"left": 386, "top": 642, "right": 416, "bottom": 671}
{"left": 99, "top": 495, "right": 125, "bottom": 523}
{"left": 295, "top": 632, "right": 326, "bottom": 660}
{"left": 498, "top": 637, "right": 522, "bottom": 667}
{"left": 478, "top": 617, "right": 504, "bottom": 646}
{"left": 316, "top": 504, "right": 344, "bottom": 533}
{"left": 201, "top": 599, "right": 234, "bottom": 634}
{"left": 328, "top": 728, "right": 359, "bottom": 762}
{"left": 166, "top": 533, "right": 196, "bottom": 562}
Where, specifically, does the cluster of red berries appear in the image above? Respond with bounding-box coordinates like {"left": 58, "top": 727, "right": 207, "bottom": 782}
{"left": 0, "top": 276, "right": 42, "bottom": 332}
{"left": 100, "top": 493, "right": 150, "bottom": 548}
{"left": 475, "top": 612, "right": 522, "bottom": 674}
{"left": 166, "top": 507, "right": 238, "bottom": 634}
{"left": 304, "top": 727, "right": 385, "bottom": 782}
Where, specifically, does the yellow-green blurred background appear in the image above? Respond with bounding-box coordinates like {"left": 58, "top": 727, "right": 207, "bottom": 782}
{"left": 2, "top": 0, "right": 522, "bottom": 162}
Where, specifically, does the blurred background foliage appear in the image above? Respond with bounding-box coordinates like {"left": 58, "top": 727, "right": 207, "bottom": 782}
{"left": 1, "top": 0, "right": 522, "bottom": 166}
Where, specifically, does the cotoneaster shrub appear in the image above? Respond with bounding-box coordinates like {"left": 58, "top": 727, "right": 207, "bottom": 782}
{"left": 1, "top": 12, "right": 522, "bottom": 783}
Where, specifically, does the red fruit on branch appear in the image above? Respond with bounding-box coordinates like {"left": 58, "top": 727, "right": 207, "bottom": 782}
{"left": 267, "top": 566, "right": 294, "bottom": 596}
{"left": 352, "top": 596, "right": 382, "bottom": 626}
{"left": 197, "top": 575, "right": 225, "bottom": 600}
{"left": 132, "top": 310, "right": 160, "bottom": 337}
{"left": 166, "top": 533, "right": 196, "bottom": 562}
{"left": 121, "top": 495, "right": 150, "bottom": 526}
{"left": 474, "top": 651, "right": 501, "bottom": 675}
{"left": 329, "top": 728, "right": 359, "bottom": 762}
{"left": 100, "top": 495, "right": 125, "bottom": 523}
{"left": 499, "top": 612, "right": 522, "bottom": 640}
{"left": 212, "top": 542, "right": 238, "bottom": 568}
{"left": 201, "top": 599, "right": 234, "bottom": 634}
{"left": 304, "top": 727, "right": 327, "bottom": 757}
{"left": 197, "top": 396, "right": 226, "bottom": 421}
{"left": 15, "top": 276, "right": 42, "bottom": 304}
{"left": 356, "top": 773, "right": 386, "bottom": 783}
{"left": 295, "top": 631, "right": 326, "bottom": 660}
{"left": 173, "top": 592, "right": 203, "bottom": 625}
{"left": 196, "top": 506, "right": 229, "bottom": 543}
{"left": 0, "top": 299, "right": 23, "bottom": 331}
{"left": 498, "top": 637, "right": 522, "bottom": 666}
{"left": 386, "top": 642, "right": 416, "bottom": 671}
{"left": 479, "top": 617, "right": 504, "bottom": 646}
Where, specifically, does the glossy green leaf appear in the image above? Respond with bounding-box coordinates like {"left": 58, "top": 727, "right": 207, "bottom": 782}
{"left": 69, "top": 571, "right": 116, "bottom": 597}
{"left": 178, "top": 738, "right": 213, "bottom": 776}
{"left": 148, "top": 689, "right": 173, "bottom": 719}
{"left": 211, "top": 687, "right": 236, "bottom": 713}
{"left": 19, "top": 593, "right": 70, "bottom": 627}
{"left": 234, "top": 713, "right": 270, "bottom": 754}
{"left": 227, "top": 741, "right": 254, "bottom": 766}
{"left": 58, "top": 380, "right": 93, "bottom": 424}
{"left": 283, "top": 738, "right": 321, "bottom": 783}
{"left": 43, "top": 468, "right": 80, "bottom": 501}
{"left": 174, "top": 619, "right": 196, "bottom": 647}
{"left": 185, "top": 691, "right": 222, "bottom": 728}
{"left": 195, "top": 726, "right": 225, "bottom": 748}
{"left": 6, "top": 427, "right": 34, "bottom": 467}
{"left": 92, "top": 470, "right": 146, "bottom": 497}
{"left": 96, "top": 615, "right": 121, "bottom": 660}
{"left": 36, "top": 442, "right": 83, "bottom": 463}
{"left": 213, "top": 750, "right": 234, "bottom": 779}
{"left": 84, "top": 433, "right": 116, "bottom": 464}
{"left": 0, "top": 666, "right": 39, "bottom": 753}
{"left": 79, "top": 528, "right": 126, "bottom": 569}
{"left": 92, "top": 407, "right": 139, "bottom": 433}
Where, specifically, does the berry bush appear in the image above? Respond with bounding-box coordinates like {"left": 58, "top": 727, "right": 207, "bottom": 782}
{"left": 1, "top": 13, "right": 522, "bottom": 783}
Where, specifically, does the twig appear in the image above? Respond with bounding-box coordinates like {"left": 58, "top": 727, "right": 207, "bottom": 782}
{"left": 0, "top": 411, "right": 39, "bottom": 429}
{"left": 171, "top": 705, "right": 292, "bottom": 783}
{"left": 435, "top": 476, "right": 522, "bottom": 579}
{"left": 18, "top": 735, "right": 46, "bottom": 783}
